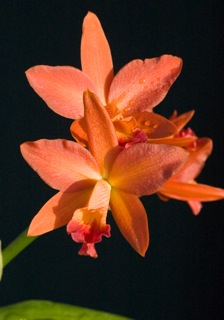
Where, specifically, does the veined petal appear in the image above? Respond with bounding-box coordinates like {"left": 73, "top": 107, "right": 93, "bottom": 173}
{"left": 159, "top": 181, "right": 224, "bottom": 201}
{"left": 108, "top": 55, "right": 182, "bottom": 115}
{"left": 81, "top": 12, "right": 114, "bottom": 104}
{"left": 20, "top": 139, "right": 101, "bottom": 191}
{"left": 110, "top": 188, "right": 149, "bottom": 256}
{"left": 83, "top": 91, "right": 118, "bottom": 173}
{"left": 67, "top": 180, "right": 111, "bottom": 258}
{"left": 70, "top": 119, "right": 88, "bottom": 147}
{"left": 88, "top": 179, "right": 111, "bottom": 210}
{"left": 26, "top": 66, "right": 97, "bottom": 119}
{"left": 171, "top": 138, "right": 213, "bottom": 182}
{"left": 28, "top": 188, "right": 92, "bottom": 236}
{"left": 108, "top": 143, "right": 188, "bottom": 195}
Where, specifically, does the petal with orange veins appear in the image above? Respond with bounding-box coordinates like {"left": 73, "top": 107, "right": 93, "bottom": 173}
{"left": 110, "top": 188, "right": 149, "bottom": 256}
{"left": 70, "top": 119, "right": 88, "bottom": 147}
{"left": 88, "top": 179, "right": 111, "bottom": 210}
{"left": 159, "top": 181, "right": 224, "bottom": 202}
{"left": 108, "top": 143, "right": 188, "bottom": 195}
{"left": 83, "top": 91, "right": 118, "bottom": 173}
{"left": 108, "top": 55, "right": 182, "bottom": 116}
{"left": 67, "top": 180, "right": 111, "bottom": 258}
{"left": 20, "top": 139, "right": 101, "bottom": 191}
{"left": 26, "top": 66, "right": 97, "bottom": 119}
{"left": 81, "top": 12, "right": 114, "bottom": 105}
{"left": 171, "top": 138, "right": 213, "bottom": 182}
{"left": 28, "top": 188, "right": 93, "bottom": 236}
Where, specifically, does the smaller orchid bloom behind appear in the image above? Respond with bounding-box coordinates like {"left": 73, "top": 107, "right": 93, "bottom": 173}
{"left": 25, "top": 11, "right": 181, "bottom": 146}
{"left": 20, "top": 91, "right": 188, "bottom": 257}
{"left": 157, "top": 110, "right": 224, "bottom": 214}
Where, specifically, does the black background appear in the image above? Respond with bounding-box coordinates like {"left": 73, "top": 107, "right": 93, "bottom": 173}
{"left": 1, "top": 1, "right": 224, "bottom": 319}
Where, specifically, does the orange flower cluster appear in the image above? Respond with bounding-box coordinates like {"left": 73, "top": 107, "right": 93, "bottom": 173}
{"left": 21, "top": 12, "right": 224, "bottom": 257}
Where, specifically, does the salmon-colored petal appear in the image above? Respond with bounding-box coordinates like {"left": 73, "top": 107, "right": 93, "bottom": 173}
{"left": 81, "top": 12, "right": 114, "bottom": 104}
{"left": 187, "top": 200, "right": 202, "bottom": 215}
{"left": 108, "top": 143, "right": 188, "bottom": 195}
{"left": 20, "top": 139, "right": 101, "bottom": 191}
{"left": 171, "top": 138, "right": 213, "bottom": 182}
{"left": 133, "top": 111, "right": 177, "bottom": 139}
{"left": 83, "top": 91, "right": 118, "bottom": 173}
{"left": 110, "top": 188, "right": 149, "bottom": 256}
{"left": 78, "top": 244, "right": 98, "bottom": 258}
{"left": 103, "top": 146, "right": 122, "bottom": 179}
{"left": 159, "top": 181, "right": 224, "bottom": 201}
{"left": 70, "top": 119, "right": 88, "bottom": 147}
{"left": 28, "top": 188, "right": 92, "bottom": 236}
{"left": 26, "top": 66, "right": 97, "bottom": 119}
{"left": 115, "top": 112, "right": 177, "bottom": 146}
{"left": 88, "top": 179, "right": 111, "bottom": 210}
{"left": 108, "top": 55, "right": 182, "bottom": 116}
{"left": 67, "top": 207, "right": 111, "bottom": 258}
{"left": 158, "top": 188, "right": 203, "bottom": 215}
{"left": 67, "top": 180, "right": 111, "bottom": 258}
{"left": 169, "top": 110, "right": 195, "bottom": 131}
{"left": 150, "top": 136, "right": 197, "bottom": 147}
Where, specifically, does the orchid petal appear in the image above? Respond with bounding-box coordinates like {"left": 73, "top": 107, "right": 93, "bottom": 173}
{"left": 133, "top": 111, "right": 177, "bottom": 139}
{"left": 149, "top": 136, "right": 197, "bottom": 147}
{"left": 83, "top": 91, "right": 118, "bottom": 173}
{"left": 20, "top": 139, "right": 101, "bottom": 191}
{"left": 108, "top": 143, "right": 188, "bottom": 195}
{"left": 78, "top": 243, "right": 98, "bottom": 258}
{"left": 103, "top": 146, "right": 122, "bottom": 180}
{"left": 26, "top": 66, "right": 97, "bottom": 119}
{"left": 108, "top": 55, "right": 182, "bottom": 115}
{"left": 67, "top": 180, "right": 111, "bottom": 258}
{"left": 171, "top": 138, "right": 213, "bottom": 182}
{"left": 81, "top": 12, "right": 114, "bottom": 104}
{"left": 169, "top": 110, "right": 195, "bottom": 131}
{"left": 28, "top": 189, "right": 92, "bottom": 236}
{"left": 88, "top": 179, "right": 111, "bottom": 210}
{"left": 187, "top": 200, "right": 203, "bottom": 215}
{"left": 113, "top": 116, "right": 136, "bottom": 140}
{"left": 110, "top": 188, "right": 149, "bottom": 256}
{"left": 70, "top": 119, "right": 88, "bottom": 147}
{"left": 159, "top": 181, "right": 224, "bottom": 201}
{"left": 67, "top": 207, "right": 111, "bottom": 258}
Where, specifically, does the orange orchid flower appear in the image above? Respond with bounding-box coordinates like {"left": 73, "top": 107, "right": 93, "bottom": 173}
{"left": 25, "top": 11, "right": 181, "bottom": 145}
{"left": 20, "top": 91, "right": 188, "bottom": 257}
{"left": 158, "top": 110, "right": 224, "bottom": 214}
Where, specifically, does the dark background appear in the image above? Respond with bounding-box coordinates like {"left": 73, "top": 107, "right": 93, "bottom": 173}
{"left": 1, "top": 1, "right": 224, "bottom": 319}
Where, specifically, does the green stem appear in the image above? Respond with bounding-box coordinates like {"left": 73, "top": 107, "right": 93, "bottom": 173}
{"left": 2, "top": 229, "right": 38, "bottom": 268}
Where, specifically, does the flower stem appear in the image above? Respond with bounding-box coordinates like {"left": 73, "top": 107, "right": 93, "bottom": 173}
{"left": 2, "top": 229, "right": 38, "bottom": 268}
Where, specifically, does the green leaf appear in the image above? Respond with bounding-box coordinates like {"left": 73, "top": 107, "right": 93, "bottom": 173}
{"left": 0, "top": 300, "right": 133, "bottom": 320}
{"left": 0, "top": 241, "right": 3, "bottom": 280}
